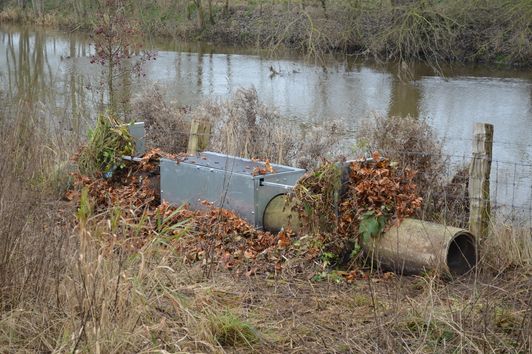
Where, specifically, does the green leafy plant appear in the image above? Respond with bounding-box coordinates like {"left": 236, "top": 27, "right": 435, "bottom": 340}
{"left": 154, "top": 205, "right": 190, "bottom": 245}
{"left": 76, "top": 187, "right": 92, "bottom": 227}
{"left": 311, "top": 270, "right": 344, "bottom": 283}
{"left": 358, "top": 210, "right": 387, "bottom": 245}
{"left": 78, "top": 113, "right": 134, "bottom": 176}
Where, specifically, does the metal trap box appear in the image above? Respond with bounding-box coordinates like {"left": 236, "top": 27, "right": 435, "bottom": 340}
{"left": 160, "top": 152, "right": 305, "bottom": 229}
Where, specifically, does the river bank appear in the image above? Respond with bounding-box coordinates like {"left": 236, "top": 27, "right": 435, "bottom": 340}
{"left": 1, "top": 10, "right": 531, "bottom": 350}
{"left": 1, "top": 0, "right": 530, "bottom": 67}
{"left": 1, "top": 87, "right": 531, "bottom": 352}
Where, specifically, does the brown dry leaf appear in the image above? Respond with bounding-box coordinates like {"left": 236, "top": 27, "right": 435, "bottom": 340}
{"left": 251, "top": 159, "right": 276, "bottom": 176}
{"left": 277, "top": 228, "right": 290, "bottom": 248}
{"left": 63, "top": 189, "right": 79, "bottom": 201}
{"left": 244, "top": 249, "right": 255, "bottom": 259}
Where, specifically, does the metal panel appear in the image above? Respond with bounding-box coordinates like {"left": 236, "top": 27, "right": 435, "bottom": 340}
{"left": 160, "top": 152, "right": 306, "bottom": 228}
{"left": 161, "top": 158, "right": 257, "bottom": 224}
{"left": 128, "top": 122, "right": 146, "bottom": 156}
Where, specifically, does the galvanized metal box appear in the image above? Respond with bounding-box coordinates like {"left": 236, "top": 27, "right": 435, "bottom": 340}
{"left": 160, "top": 152, "right": 305, "bottom": 229}
{"left": 127, "top": 122, "right": 146, "bottom": 156}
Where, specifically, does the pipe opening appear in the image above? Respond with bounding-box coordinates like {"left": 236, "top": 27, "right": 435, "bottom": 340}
{"left": 263, "top": 194, "right": 292, "bottom": 233}
{"left": 446, "top": 233, "right": 477, "bottom": 275}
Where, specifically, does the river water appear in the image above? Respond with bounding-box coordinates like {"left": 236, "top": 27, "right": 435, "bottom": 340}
{"left": 1, "top": 25, "right": 531, "bottom": 219}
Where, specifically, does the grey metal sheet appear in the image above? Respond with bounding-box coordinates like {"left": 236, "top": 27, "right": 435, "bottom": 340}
{"left": 160, "top": 152, "right": 305, "bottom": 228}
{"left": 180, "top": 151, "right": 298, "bottom": 176}
{"left": 161, "top": 157, "right": 256, "bottom": 224}
{"left": 128, "top": 122, "right": 146, "bottom": 156}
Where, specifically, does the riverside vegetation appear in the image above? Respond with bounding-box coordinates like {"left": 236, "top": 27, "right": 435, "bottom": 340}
{"left": 1, "top": 1, "right": 531, "bottom": 352}
{"left": 0, "top": 0, "right": 531, "bottom": 67}
{"left": 1, "top": 87, "right": 531, "bottom": 352}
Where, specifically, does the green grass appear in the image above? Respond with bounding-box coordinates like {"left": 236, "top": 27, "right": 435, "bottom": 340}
{"left": 207, "top": 311, "right": 259, "bottom": 348}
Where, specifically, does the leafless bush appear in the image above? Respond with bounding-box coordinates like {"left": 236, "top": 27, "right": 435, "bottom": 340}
{"left": 296, "top": 120, "right": 347, "bottom": 169}
{"left": 131, "top": 86, "right": 190, "bottom": 153}
{"left": 356, "top": 114, "right": 446, "bottom": 180}
{"left": 355, "top": 114, "right": 469, "bottom": 226}
{"left": 208, "top": 87, "right": 345, "bottom": 169}
{"left": 208, "top": 87, "right": 296, "bottom": 164}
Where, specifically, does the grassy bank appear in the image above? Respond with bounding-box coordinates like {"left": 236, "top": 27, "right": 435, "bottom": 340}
{"left": 1, "top": 0, "right": 530, "bottom": 67}
{"left": 1, "top": 89, "right": 531, "bottom": 352}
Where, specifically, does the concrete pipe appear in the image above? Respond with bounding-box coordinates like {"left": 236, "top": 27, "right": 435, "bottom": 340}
{"left": 367, "top": 218, "right": 477, "bottom": 276}
{"left": 262, "top": 194, "right": 301, "bottom": 233}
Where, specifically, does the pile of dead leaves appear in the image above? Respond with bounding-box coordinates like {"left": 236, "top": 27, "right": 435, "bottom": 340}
{"left": 65, "top": 147, "right": 421, "bottom": 278}
{"left": 174, "top": 201, "right": 285, "bottom": 276}
{"left": 291, "top": 152, "right": 422, "bottom": 264}
{"left": 66, "top": 150, "right": 289, "bottom": 275}
{"left": 339, "top": 152, "right": 423, "bottom": 239}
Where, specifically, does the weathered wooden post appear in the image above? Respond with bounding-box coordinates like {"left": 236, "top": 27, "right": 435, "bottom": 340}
{"left": 468, "top": 123, "right": 494, "bottom": 238}
{"left": 187, "top": 119, "right": 211, "bottom": 155}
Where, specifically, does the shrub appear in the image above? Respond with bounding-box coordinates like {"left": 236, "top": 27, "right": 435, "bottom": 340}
{"left": 207, "top": 87, "right": 346, "bottom": 169}
{"left": 77, "top": 113, "right": 134, "bottom": 176}
{"left": 132, "top": 86, "right": 190, "bottom": 153}
{"left": 355, "top": 114, "right": 469, "bottom": 226}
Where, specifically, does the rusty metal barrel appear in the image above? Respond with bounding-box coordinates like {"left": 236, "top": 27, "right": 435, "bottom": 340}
{"left": 367, "top": 218, "right": 477, "bottom": 276}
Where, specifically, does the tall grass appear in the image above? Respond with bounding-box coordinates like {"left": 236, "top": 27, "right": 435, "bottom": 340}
{"left": 0, "top": 100, "right": 264, "bottom": 352}
{"left": 0, "top": 100, "right": 73, "bottom": 308}
{"left": 1, "top": 94, "right": 530, "bottom": 352}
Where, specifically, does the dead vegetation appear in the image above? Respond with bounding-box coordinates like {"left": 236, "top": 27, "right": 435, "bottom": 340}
{"left": 1, "top": 97, "right": 531, "bottom": 353}
{"left": 134, "top": 86, "right": 345, "bottom": 169}
{"left": 205, "top": 87, "right": 346, "bottom": 169}
{"left": 1, "top": 1, "right": 530, "bottom": 67}
{"left": 356, "top": 114, "right": 470, "bottom": 227}
{"left": 132, "top": 86, "right": 190, "bottom": 154}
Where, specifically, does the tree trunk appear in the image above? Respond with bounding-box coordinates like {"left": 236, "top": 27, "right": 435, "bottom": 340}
{"left": 208, "top": 0, "right": 214, "bottom": 25}
{"left": 193, "top": 0, "right": 204, "bottom": 29}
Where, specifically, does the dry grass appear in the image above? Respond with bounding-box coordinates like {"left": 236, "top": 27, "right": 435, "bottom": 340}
{"left": 131, "top": 86, "right": 190, "bottom": 154}
{"left": 1, "top": 98, "right": 530, "bottom": 353}
{"left": 207, "top": 87, "right": 345, "bottom": 169}
{"left": 0, "top": 100, "right": 73, "bottom": 308}
{"left": 482, "top": 222, "right": 532, "bottom": 271}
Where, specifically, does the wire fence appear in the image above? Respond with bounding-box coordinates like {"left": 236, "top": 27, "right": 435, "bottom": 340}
{"left": 147, "top": 120, "right": 532, "bottom": 233}
{"left": 392, "top": 149, "right": 532, "bottom": 231}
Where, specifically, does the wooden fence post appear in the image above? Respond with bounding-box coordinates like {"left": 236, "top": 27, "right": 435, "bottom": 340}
{"left": 187, "top": 119, "right": 212, "bottom": 155}
{"left": 468, "top": 123, "right": 494, "bottom": 238}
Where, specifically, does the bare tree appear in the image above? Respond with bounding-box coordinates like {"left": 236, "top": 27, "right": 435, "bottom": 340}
{"left": 31, "top": 0, "right": 43, "bottom": 16}
{"left": 208, "top": 0, "right": 214, "bottom": 25}
{"left": 192, "top": 0, "right": 205, "bottom": 29}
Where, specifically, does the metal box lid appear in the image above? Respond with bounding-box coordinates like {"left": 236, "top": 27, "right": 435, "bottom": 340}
{"left": 160, "top": 151, "right": 305, "bottom": 228}
{"left": 178, "top": 152, "right": 299, "bottom": 177}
